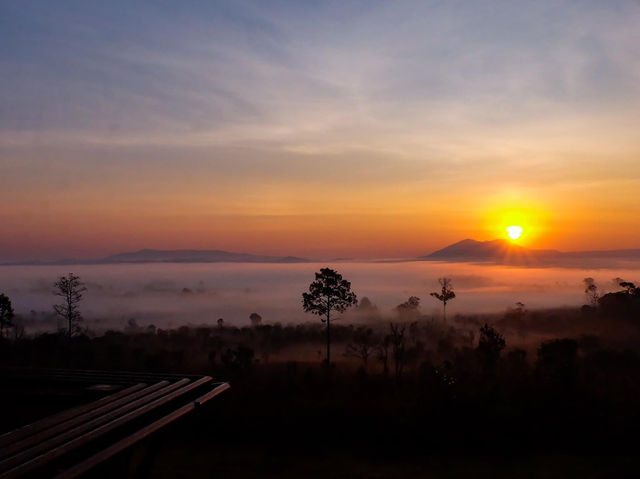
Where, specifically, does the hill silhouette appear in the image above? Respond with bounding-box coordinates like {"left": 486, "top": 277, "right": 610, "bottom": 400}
{"left": 3, "top": 249, "right": 310, "bottom": 265}
{"left": 420, "top": 239, "right": 640, "bottom": 267}
{"left": 101, "top": 249, "right": 309, "bottom": 264}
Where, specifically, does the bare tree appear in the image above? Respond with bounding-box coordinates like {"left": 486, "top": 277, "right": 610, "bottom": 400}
{"left": 389, "top": 322, "right": 407, "bottom": 382}
{"left": 430, "top": 277, "right": 456, "bottom": 322}
{"left": 302, "top": 268, "right": 357, "bottom": 366}
{"left": 376, "top": 335, "right": 391, "bottom": 376}
{"left": 12, "top": 316, "right": 25, "bottom": 341}
{"left": 53, "top": 273, "right": 87, "bottom": 338}
{"left": 0, "top": 293, "right": 15, "bottom": 340}
{"left": 344, "top": 326, "right": 375, "bottom": 370}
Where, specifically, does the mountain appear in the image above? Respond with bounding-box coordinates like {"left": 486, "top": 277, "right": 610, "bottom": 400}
{"left": 100, "top": 249, "right": 310, "bottom": 264}
{"left": 421, "top": 239, "right": 559, "bottom": 263}
{"left": 3, "top": 249, "right": 310, "bottom": 265}
{"left": 420, "top": 239, "right": 640, "bottom": 267}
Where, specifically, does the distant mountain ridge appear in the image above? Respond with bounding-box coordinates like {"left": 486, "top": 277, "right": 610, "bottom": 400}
{"left": 101, "top": 249, "right": 309, "bottom": 264}
{"left": 420, "top": 239, "right": 640, "bottom": 266}
{"left": 3, "top": 242, "right": 640, "bottom": 267}
{"left": 3, "top": 249, "right": 310, "bottom": 265}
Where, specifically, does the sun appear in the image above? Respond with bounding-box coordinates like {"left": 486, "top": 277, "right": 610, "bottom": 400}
{"left": 506, "top": 225, "right": 523, "bottom": 240}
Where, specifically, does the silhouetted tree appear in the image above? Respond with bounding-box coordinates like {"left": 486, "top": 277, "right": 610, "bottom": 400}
{"left": 125, "top": 318, "right": 140, "bottom": 332}
{"left": 357, "top": 296, "right": 378, "bottom": 313}
{"left": 598, "top": 278, "right": 640, "bottom": 318}
{"left": 0, "top": 293, "right": 15, "bottom": 339}
{"left": 53, "top": 273, "right": 87, "bottom": 338}
{"left": 505, "top": 301, "right": 527, "bottom": 320}
{"left": 302, "top": 268, "right": 357, "bottom": 365}
{"left": 376, "top": 334, "right": 391, "bottom": 375}
{"left": 505, "top": 301, "right": 527, "bottom": 338}
{"left": 345, "top": 326, "right": 375, "bottom": 370}
{"left": 618, "top": 280, "right": 639, "bottom": 295}
{"left": 12, "top": 316, "right": 25, "bottom": 341}
{"left": 476, "top": 323, "right": 505, "bottom": 370}
{"left": 217, "top": 317, "right": 224, "bottom": 328}
{"left": 583, "top": 277, "right": 599, "bottom": 307}
{"left": 395, "top": 296, "right": 420, "bottom": 318}
{"left": 430, "top": 277, "right": 456, "bottom": 322}
{"left": 389, "top": 322, "right": 407, "bottom": 382}
{"left": 249, "top": 313, "right": 262, "bottom": 327}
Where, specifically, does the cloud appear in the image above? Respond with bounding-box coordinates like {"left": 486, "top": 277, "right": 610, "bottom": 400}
{"left": 1, "top": 0, "right": 639, "bottom": 258}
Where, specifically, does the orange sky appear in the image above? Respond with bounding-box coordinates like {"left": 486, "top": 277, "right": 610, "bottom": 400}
{"left": 2, "top": 1, "right": 640, "bottom": 261}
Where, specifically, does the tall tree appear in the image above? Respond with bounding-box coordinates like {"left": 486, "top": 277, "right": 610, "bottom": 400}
{"left": 430, "top": 277, "right": 456, "bottom": 322}
{"left": 302, "top": 268, "right": 357, "bottom": 365}
{"left": 0, "top": 293, "right": 15, "bottom": 340}
{"left": 53, "top": 273, "right": 87, "bottom": 338}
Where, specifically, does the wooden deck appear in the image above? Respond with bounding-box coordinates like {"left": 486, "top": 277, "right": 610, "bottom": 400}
{"left": 0, "top": 369, "right": 229, "bottom": 478}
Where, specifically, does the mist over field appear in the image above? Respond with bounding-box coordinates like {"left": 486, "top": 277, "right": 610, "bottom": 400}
{"left": 2, "top": 261, "right": 639, "bottom": 331}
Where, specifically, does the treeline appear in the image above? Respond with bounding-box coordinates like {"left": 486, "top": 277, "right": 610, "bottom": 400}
{"left": 3, "top": 298, "right": 640, "bottom": 470}
{"left": 5, "top": 312, "right": 640, "bottom": 461}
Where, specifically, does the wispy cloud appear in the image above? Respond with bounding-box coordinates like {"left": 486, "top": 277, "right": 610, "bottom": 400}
{"left": 1, "top": 0, "right": 639, "bottom": 258}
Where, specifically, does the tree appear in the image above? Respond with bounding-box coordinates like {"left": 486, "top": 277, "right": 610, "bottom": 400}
{"left": 376, "top": 334, "right": 391, "bottom": 376}
{"left": 476, "top": 323, "right": 505, "bottom": 370}
{"left": 598, "top": 278, "right": 640, "bottom": 318}
{"left": 0, "top": 293, "right": 15, "bottom": 340}
{"left": 618, "top": 280, "right": 639, "bottom": 296}
{"left": 302, "top": 268, "right": 357, "bottom": 365}
{"left": 53, "top": 273, "right": 87, "bottom": 338}
{"left": 583, "top": 277, "right": 599, "bottom": 307}
{"left": 357, "top": 297, "right": 378, "bottom": 313}
{"left": 430, "top": 277, "right": 456, "bottom": 321}
{"left": 505, "top": 301, "right": 527, "bottom": 320}
{"left": 249, "top": 313, "right": 262, "bottom": 327}
{"left": 344, "top": 326, "right": 375, "bottom": 370}
{"left": 389, "top": 322, "right": 407, "bottom": 382}
{"left": 395, "top": 296, "right": 420, "bottom": 318}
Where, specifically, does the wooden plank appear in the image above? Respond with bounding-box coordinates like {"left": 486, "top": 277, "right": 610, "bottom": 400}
{"left": 0, "top": 380, "right": 180, "bottom": 471}
{"left": 0, "top": 381, "right": 169, "bottom": 460}
{"left": 0, "top": 384, "right": 146, "bottom": 448}
{"left": 0, "top": 368, "right": 197, "bottom": 385}
{"left": 0, "top": 377, "right": 212, "bottom": 478}
{"left": 53, "top": 382, "right": 230, "bottom": 479}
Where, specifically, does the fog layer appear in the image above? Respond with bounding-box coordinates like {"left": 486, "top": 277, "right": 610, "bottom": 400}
{"left": 1, "top": 261, "right": 639, "bottom": 330}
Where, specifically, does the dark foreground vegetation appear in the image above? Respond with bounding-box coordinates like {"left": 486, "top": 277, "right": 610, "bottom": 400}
{"left": 3, "top": 305, "right": 640, "bottom": 477}
{"left": 1, "top": 276, "right": 640, "bottom": 477}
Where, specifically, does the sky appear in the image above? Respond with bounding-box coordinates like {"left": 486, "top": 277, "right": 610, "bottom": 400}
{"left": 1, "top": 0, "right": 639, "bottom": 261}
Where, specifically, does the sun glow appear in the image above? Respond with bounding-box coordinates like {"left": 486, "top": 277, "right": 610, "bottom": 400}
{"left": 481, "top": 195, "right": 551, "bottom": 247}
{"left": 506, "top": 225, "right": 524, "bottom": 240}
